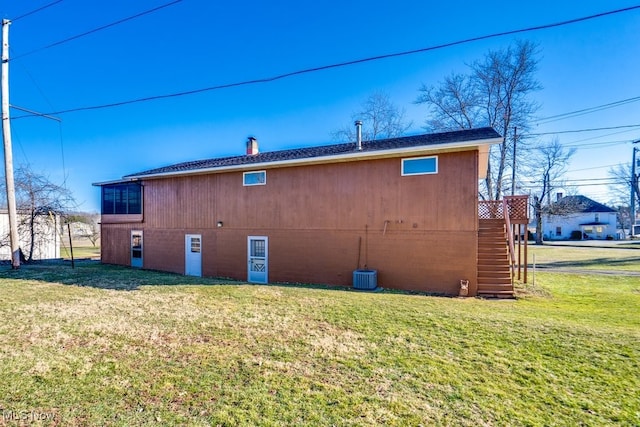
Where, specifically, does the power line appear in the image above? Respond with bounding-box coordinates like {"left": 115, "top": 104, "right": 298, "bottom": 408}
{"left": 564, "top": 140, "right": 628, "bottom": 149}
{"left": 526, "top": 124, "right": 640, "bottom": 137}
{"left": 562, "top": 128, "right": 640, "bottom": 145}
{"left": 534, "top": 95, "right": 640, "bottom": 124}
{"left": 519, "top": 182, "right": 617, "bottom": 188}
{"left": 11, "top": 4, "right": 640, "bottom": 119}
{"left": 568, "top": 163, "right": 623, "bottom": 172}
{"left": 11, "top": 0, "right": 183, "bottom": 61}
{"left": 11, "top": 0, "right": 64, "bottom": 22}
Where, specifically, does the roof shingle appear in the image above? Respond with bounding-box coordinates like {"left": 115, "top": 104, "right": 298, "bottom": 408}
{"left": 124, "top": 127, "right": 500, "bottom": 179}
{"left": 554, "top": 195, "right": 616, "bottom": 213}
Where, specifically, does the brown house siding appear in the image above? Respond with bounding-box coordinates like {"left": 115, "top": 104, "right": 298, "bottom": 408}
{"left": 101, "top": 150, "right": 479, "bottom": 295}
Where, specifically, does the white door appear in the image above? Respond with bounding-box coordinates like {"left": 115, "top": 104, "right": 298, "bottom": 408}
{"left": 247, "top": 236, "right": 268, "bottom": 284}
{"left": 131, "top": 231, "right": 143, "bottom": 268}
{"left": 185, "top": 234, "right": 202, "bottom": 277}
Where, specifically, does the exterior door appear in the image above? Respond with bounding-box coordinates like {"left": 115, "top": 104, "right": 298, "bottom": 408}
{"left": 131, "top": 231, "right": 143, "bottom": 268}
{"left": 185, "top": 234, "right": 202, "bottom": 277}
{"left": 247, "top": 236, "right": 268, "bottom": 284}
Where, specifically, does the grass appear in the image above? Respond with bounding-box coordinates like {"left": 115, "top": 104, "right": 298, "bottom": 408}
{"left": 60, "top": 242, "right": 100, "bottom": 260}
{"left": 528, "top": 244, "right": 640, "bottom": 272}
{"left": 0, "top": 261, "right": 638, "bottom": 426}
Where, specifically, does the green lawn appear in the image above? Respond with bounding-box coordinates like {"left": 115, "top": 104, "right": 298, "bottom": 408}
{"left": 528, "top": 244, "right": 640, "bottom": 272}
{"left": 60, "top": 243, "right": 100, "bottom": 260}
{"left": 0, "top": 262, "right": 638, "bottom": 426}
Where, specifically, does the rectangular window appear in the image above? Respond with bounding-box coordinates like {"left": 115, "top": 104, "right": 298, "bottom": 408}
{"left": 131, "top": 233, "right": 143, "bottom": 259}
{"left": 556, "top": 227, "right": 562, "bottom": 236}
{"left": 190, "top": 237, "right": 201, "bottom": 253}
{"left": 250, "top": 239, "right": 266, "bottom": 257}
{"left": 243, "top": 170, "right": 266, "bottom": 186}
{"left": 595, "top": 213, "right": 600, "bottom": 222}
{"left": 401, "top": 156, "right": 438, "bottom": 176}
{"left": 101, "top": 183, "right": 142, "bottom": 215}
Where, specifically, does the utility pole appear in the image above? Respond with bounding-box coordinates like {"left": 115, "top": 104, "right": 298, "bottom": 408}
{"left": 1, "top": 19, "right": 20, "bottom": 268}
{"left": 511, "top": 126, "right": 517, "bottom": 196}
{"left": 632, "top": 140, "right": 640, "bottom": 238}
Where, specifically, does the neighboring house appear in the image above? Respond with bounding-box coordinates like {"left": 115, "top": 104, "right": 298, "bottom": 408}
{"left": 543, "top": 195, "right": 617, "bottom": 240}
{"left": 95, "top": 127, "right": 527, "bottom": 297}
{"left": 0, "top": 209, "right": 61, "bottom": 260}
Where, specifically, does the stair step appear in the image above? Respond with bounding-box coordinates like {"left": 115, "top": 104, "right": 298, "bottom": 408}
{"left": 478, "top": 271, "right": 511, "bottom": 278}
{"left": 478, "top": 266, "right": 511, "bottom": 272}
{"left": 478, "top": 280, "right": 512, "bottom": 287}
{"left": 477, "top": 287, "right": 514, "bottom": 292}
{"left": 477, "top": 282, "right": 513, "bottom": 289}
{"left": 478, "top": 256, "right": 508, "bottom": 260}
{"left": 478, "top": 267, "right": 510, "bottom": 272}
{"left": 477, "top": 291, "right": 515, "bottom": 299}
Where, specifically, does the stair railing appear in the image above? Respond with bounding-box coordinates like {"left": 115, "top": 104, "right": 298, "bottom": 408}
{"left": 502, "top": 198, "right": 516, "bottom": 278}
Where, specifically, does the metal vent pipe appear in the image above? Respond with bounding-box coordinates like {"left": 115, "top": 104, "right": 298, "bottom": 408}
{"left": 355, "top": 120, "right": 362, "bottom": 150}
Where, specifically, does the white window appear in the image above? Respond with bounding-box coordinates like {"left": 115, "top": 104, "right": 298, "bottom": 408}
{"left": 243, "top": 170, "right": 266, "bottom": 186}
{"left": 401, "top": 156, "right": 438, "bottom": 176}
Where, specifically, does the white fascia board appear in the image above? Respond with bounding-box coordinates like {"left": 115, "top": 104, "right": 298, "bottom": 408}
{"left": 124, "top": 137, "right": 501, "bottom": 181}
{"left": 91, "top": 178, "right": 136, "bottom": 186}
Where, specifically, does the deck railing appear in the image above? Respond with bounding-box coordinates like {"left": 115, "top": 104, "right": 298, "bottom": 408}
{"left": 478, "top": 195, "right": 529, "bottom": 223}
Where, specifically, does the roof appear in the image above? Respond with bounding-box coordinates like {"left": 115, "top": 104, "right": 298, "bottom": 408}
{"left": 96, "top": 127, "right": 501, "bottom": 184}
{"left": 553, "top": 195, "right": 616, "bottom": 214}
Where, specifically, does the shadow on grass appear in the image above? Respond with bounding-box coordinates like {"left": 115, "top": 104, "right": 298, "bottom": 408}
{"left": 0, "top": 260, "right": 451, "bottom": 298}
{"left": 534, "top": 256, "right": 640, "bottom": 269}
{"left": 0, "top": 260, "right": 380, "bottom": 294}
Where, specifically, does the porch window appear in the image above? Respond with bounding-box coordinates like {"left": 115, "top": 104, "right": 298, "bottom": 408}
{"left": 243, "top": 170, "right": 266, "bottom": 186}
{"left": 102, "top": 183, "right": 142, "bottom": 215}
{"left": 401, "top": 156, "right": 438, "bottom": 176}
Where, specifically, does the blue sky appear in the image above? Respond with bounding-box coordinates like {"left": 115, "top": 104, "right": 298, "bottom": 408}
{"left": 2, "top": 1, "right": 640, "bottom": 211}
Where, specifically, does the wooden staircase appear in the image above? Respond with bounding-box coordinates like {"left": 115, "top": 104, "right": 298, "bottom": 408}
{"left": 477, "top": 219, "right": 514, "bottom": 298}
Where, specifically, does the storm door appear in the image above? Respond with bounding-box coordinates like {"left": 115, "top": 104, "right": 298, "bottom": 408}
{"left": 131, "top": 230, "right": 143, "bottom": 268}
{"left": 185, "top": 234, "right": 202, "bottom": 277}
{"left": 247, "top": 236, "right": 268, "bottom": 284}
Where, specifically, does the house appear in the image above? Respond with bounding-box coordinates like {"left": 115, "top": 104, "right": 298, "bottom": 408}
{"left": 542, "top": 194, "right": 617, "bottom": 240}
{"left": 95, "top": 126, "right": 528, "bottom": 297}
{"left": 0, "top": 209, "right": 61, "bottom": 260}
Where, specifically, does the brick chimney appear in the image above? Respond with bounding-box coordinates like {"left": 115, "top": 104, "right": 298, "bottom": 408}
{"left": 246, "top": 136, "right": 259, "bottom": 155}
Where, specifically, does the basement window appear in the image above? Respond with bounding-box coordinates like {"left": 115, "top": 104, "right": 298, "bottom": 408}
{"left": 243, "top": 170, "right": 266, "bottom": 186}
{"left": 401, "top": 156, "right": 438, "bottom": 176}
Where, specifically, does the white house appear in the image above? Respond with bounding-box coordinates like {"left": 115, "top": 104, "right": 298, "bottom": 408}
{"left": 542, "top": 195, "right": 617, "bottom": 241}
{"left": 0, "top": 210, "right": 61, "bottom": 260}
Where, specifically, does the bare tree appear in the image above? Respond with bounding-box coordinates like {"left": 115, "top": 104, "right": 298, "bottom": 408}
{"left": 608, "top": 163, "right": 636, "bottom": 234}
{"left": 0, "top": 165, "right": 74, "bottom": 261}
{"left": 417, "top": 40, "right": 541, "bottom": 200}
{"left": 523, "top": 140, "right": 575, "bottom": 244}
{"left": 66, "top": 212, "right": 101, "bottom": 247}
{"left": 416, "top": 73, "right": 480, "bottom": 130}
{"left": 332, "top": 91, "right": 412, "bottom": 142}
